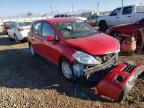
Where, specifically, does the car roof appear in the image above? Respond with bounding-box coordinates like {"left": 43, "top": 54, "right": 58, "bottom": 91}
{"left": 47, "top": 18, "right": 80, "bottom": 23}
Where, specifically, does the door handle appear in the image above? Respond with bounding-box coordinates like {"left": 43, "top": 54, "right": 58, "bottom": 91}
{"left": 127, "top": 16, "right": 131, "bottom": 17}
{"left": 116, "top": 17, "right": 119, "bottom": 18}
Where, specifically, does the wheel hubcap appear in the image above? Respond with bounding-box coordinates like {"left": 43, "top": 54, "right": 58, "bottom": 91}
{"left": 61, "top": 62, "right": 72, "bottom": 79}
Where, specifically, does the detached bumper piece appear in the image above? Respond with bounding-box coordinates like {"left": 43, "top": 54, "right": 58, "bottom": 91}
{"left": 96, "top": 62, "right": 144, "bottom": 102}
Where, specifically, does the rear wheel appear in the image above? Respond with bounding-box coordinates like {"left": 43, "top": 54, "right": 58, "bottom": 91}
{"left": 8, "top": 34, "right": 13, "bottom": 41}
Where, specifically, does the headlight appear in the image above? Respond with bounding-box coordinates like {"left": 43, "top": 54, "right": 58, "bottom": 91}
{"left": 72, "top": 51, "right": 101, "bottom": 65}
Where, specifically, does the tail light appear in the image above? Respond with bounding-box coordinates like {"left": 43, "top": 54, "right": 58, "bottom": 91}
{"left": 18, "top": 28, "right": 23, "bottom": 32}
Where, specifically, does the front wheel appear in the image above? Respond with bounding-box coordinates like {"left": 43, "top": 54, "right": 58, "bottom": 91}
{"left": 60, "top": 59, "right": 76, "bottom": 81}
{"left": 98, "top": 21, "right": 107, "bottom": 31}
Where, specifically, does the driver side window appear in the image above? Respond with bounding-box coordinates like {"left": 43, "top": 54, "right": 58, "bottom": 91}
{"left": 42, "top": 22, "right": 56, "bottom": 37}
{"left": 42, "top": 22, "right": 58, "bottom": 40}
{"left": 110, "top": 8, "right": 121, "bottom": 16}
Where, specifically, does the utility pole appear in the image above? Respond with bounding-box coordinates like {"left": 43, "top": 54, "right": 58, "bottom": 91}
{"left": 122, "top": 0, "right": 124, "bottom": 8}
{"left": 97, "top": 2, "right": 100, "bottom": 15}
{"left": 72, "top": 3, "right": 74, "bottom": 15}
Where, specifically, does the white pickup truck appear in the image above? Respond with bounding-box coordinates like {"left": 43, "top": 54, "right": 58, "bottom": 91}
{"left": 98, "top": 4, "right": 144, "bottom": 31}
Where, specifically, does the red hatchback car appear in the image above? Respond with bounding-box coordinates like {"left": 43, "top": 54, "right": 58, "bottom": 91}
{"left": 28, "top": 18, "right": 120, "bottom": 81}
{"left": 107, "top": 18, "right": 144, "bottom": 38}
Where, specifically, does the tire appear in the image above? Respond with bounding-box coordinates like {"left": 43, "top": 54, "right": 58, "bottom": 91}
{"left": 14, "top": 34, "right": 20, "bottom": 43}
{"left": 59, "top": 58, "right": 76, "bottom": 81}
{"left": 29, "top": 44, "right": 37, "bottom": 57}
{"left": 110, "top": 32, "right": 121, "bottom": 41}
{"left": 98, "top": 21, "right": 107, "bottom": 31}
{"left": 8, "top": 34, "right": 13, "bottom": 41}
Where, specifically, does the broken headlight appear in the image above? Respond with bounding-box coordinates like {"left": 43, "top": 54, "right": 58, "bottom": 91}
{"left": 72, "top": 51, "right": 101, "bottom": 65}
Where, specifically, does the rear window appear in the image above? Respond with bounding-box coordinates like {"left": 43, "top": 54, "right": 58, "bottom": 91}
{"left": 18, "top": 22, "right": 32, "bottom": 27}
{"left": 136, "top": 6, "right": 144, "bottom": 12}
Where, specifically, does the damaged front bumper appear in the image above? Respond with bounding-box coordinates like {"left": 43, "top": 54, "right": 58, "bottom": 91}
{"left": 96, "top": 62, "right": 144, "bottom": 102}
{"left": 73, "top": 53, "right": 118, "bottom": 79}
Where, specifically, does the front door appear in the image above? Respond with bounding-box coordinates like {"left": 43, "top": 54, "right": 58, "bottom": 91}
{"left": 108, "top": 8, "right": 122, "bottom": 26}
{"left": 40, "top": 21, "right": 60, "bottom": 63}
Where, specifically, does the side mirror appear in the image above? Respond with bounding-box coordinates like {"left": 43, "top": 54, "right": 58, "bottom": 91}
{"left": 46, "top": 35, "right": 55, "bottom": 41}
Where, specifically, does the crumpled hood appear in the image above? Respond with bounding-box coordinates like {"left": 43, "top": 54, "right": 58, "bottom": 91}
{"left": 66, "top": 33, "right": 120, "bottom": 55}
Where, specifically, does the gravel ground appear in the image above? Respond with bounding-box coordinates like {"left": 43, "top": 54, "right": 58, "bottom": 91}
{"left": 0, "top": 30, "right": 144, "bottom": 108}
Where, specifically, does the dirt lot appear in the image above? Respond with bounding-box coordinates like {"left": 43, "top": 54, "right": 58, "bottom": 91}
{"left": 0, "top": 29, "right": 144, "bottom": 108}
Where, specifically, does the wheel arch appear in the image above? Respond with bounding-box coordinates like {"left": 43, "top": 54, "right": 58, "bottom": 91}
{"left": 58, "top": 55, "right": 75, "bottom": 67}
{"left": 109, "top": 31, "right": 121, "bottom": 36}
{"left": 98, "top": 20, "right": 107, "bottom": 26}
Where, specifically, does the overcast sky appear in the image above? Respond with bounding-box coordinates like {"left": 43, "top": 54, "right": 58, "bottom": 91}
{"left": 0, "top": 0, "right": 143, "bottom": 17}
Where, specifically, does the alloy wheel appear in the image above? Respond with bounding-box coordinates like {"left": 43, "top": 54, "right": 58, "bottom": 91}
{"left": 61, "top": 61, "right": 73, "bottom": 79}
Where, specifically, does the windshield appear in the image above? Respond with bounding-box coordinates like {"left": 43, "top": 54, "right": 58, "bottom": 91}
{"left": 55, "top": 20, "right": 97, "bottom": 40}
{"left": 18, "top": 22, "right": 32, "bottom": 27}
{"left": 136, "top": 6, "right": 144, "bottom": 12}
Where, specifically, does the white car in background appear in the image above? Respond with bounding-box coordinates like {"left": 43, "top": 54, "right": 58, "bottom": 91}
{"left": 98, "top": 4, "right": 144, "bottom": 31}
{"left": 8, "top": 21, "right": 32, "bottom": 42}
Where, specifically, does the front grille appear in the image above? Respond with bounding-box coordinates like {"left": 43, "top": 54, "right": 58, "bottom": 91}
{"left": 94, "top": 53, "right": 116, "bottom": 64}
{"left": 122, "top": 64, "right": 137, "bottom": 73}
{"left": 83, "top": 53, "right": 118, "bottom": 75}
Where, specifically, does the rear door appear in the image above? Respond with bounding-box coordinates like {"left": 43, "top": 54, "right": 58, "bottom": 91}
{"left": 120, "top": 6, "right": 133, "bottom": 24}
{"left": 30, "top": 21, "right": 43, "bottom": 54}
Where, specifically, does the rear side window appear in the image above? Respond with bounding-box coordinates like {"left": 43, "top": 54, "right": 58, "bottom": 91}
{"left": 136, "top": 6, "right": 144, "bottom": 12}
{"left": 122, "top": 6, "right": 133, "bottom": 15}
{"left": 32, "top": 22, "right": 42, "bottom": 35}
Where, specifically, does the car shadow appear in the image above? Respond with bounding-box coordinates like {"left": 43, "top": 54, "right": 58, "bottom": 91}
{"left": 0, "top": 32, "right": 27, "bottom": 45}
{"left": 0, "top": 48, "right": 113, "bottom": 103}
